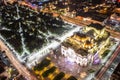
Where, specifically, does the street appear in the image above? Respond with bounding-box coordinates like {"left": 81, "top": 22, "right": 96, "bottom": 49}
{"left": 95, "top": 44, "right": 120, "bottom": 80}
{"left": 0, "top": 40, "right": 38, "bottom": 80}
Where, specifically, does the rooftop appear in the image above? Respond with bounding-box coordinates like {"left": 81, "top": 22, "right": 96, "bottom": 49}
{"left": 62, "top": 32, "right": 92, "bottom": 56}
{"left": 87, "top": 23, "right": 105, "bottom": 30}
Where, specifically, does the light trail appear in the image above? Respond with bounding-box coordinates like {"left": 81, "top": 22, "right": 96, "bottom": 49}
{"left": 95, "top": 44, "right": 120, "bottom": 80}
{"left": 0, "top": 39, "right": 38, "bottom": 80}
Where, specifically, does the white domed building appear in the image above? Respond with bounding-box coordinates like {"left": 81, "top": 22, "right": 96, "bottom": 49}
{"left": 61, "top": 32, "right": 101, "bottom": 67}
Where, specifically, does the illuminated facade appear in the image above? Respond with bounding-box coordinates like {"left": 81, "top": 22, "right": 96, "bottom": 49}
{"left": 61, "top": 32, "right": 101, "bottom": 66}
{"left": 83, "top": 23, "right": 108, "bottom": 40}
{"left": 61, "top": 46, "right": 94, "bottom": 66}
